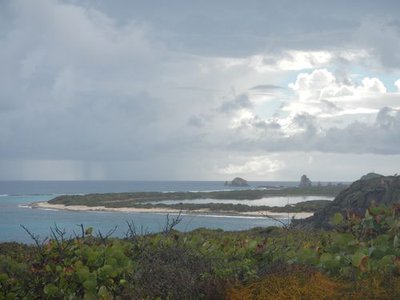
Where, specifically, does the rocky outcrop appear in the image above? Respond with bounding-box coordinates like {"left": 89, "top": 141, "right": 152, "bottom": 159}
{"left": 299, "top": 175, "right": 312, "bottom": 188}
{"left": 293, "top": 175, "right": 400, "bottom": 230}
{"left": 224, "top": 177, "right": 249, "bottom": 187}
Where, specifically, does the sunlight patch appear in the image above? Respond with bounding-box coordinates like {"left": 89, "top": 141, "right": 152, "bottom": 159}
{"left": 218, "top": 156, "right": 284, "bottom": 176}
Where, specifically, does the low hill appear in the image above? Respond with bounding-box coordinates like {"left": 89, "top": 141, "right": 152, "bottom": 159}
{"left": 294, "top": 175, "right": 400, "bottom": 229}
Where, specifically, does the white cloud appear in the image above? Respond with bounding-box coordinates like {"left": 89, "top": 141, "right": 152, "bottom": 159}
{"left": 277, "top": 51, "right": 332, "bottom": 71}
{"left": 218, "top": 156, "right": 285, "bottom": 176}
{"left": 284, "top": 69, "right": 397, "bottom": 119}
{"left": 394, "top": 79, "right": 400, "bottom": 92}
{"left": 261, "top": 152, "right": 400, "bottom": 182}
{"left": 360, "top": 77, "right": 386, "bottom": 93}
{"left": 289, "top": 69, "right": 337, "bottom": 100}
{"left": 288, "top": 69, "right": 389, "bottom": 103}
{"left": 219, "top": 50, "right": 366, "bottom": 74}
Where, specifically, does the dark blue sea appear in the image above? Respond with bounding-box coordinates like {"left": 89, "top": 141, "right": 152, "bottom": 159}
{"left": 0, "top": 181, "right": 299, "bottom": 243}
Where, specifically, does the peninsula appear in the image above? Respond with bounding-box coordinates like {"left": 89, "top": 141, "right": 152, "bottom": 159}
{"left": 30, "top": 185, "right": 345, "bottom": 218}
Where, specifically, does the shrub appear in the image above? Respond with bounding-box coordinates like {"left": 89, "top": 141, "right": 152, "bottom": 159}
{"left": 127, "top": 237, "right": 226, "bottom": 299}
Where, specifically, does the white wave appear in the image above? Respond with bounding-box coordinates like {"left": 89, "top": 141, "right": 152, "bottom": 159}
{"left": 39, "top": 208, "right": 59, "bottom": 211}
{"left": 188, "top": 189, "right": 237, "bottom": 192}
{"left": 17, "top": 205, "right": 31, "bottom": 209}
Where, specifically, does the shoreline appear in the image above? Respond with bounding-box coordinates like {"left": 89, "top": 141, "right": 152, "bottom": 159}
{"left": 29, "top": 201, "right": 314, "bottom": 219}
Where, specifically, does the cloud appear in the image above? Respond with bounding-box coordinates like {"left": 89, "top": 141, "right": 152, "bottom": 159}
{"left": 217, "top": 156, "right": 285, "bottom": 176}
{"left": 283, "top": 69, "right": 399, "bottom": 119}
{"left": 288, "top": 69, "right": 388, "bottom": 102}
{"left": 395, "top": 79, "right": 400, "bottom": 91}
{"left": 219, "top": 94, "right": 253, "bottom": 113}
{"left": 1, "top": 0, "right": 400, "bottom": 180}
{"left": 0, "top": 0, "right": 188, "bottom": 162}
{"left": 356, "top": 17, "right": 400, "bottom": 70}
{"left": 276, "top": 51, "right": 333, "bottom": 71}
{"left": 222, "top": 106, "right": 400, "bottom": 155}
{"left": 213, "top": 49, "right": 369, "bottom": 75}
{"left": 289, "top": 69, "right": 338, "bottom": 101}
{"left": 361, "top": 77, "right": 387, "bottom": 93}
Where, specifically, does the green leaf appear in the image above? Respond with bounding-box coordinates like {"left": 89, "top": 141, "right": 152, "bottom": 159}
{"left": 83, "top": 278, "right": 97, "bottom": 292}
{"left": 297, "top": 248, "right": 318, "bottom": 265}
{"left": 248, "top": 240, "right": 258, "bottom": 250}
{"left": 98, "top": 286, "right": 112, "bottom": 300}
{"left": 320, "top": 253, "right": 333, "bottom": 264}
{"left": 320, "top": 253, "right": 340, "bottom": 270}
{"left": 375, "top": 234, "right": 390, "bottom": 247}
{"left": 119, "top": 279, "right": 127, "bottom": 285}
{"left": 369, "top": 246, "right": 388, "bottom": 259}
{"left": 97, "top": 265, "right": 115, "bottom": 280}
{"left": 332, "top": 233, "right": 353, "bottom": 247}
{"left": 43, "top": 284, "right": 59, "bottom": 297}
{"left": 0, "top": 273, "right": 8, "bottom": 283}
{"left": 76, "top": 266, "right": 91, "bottom": 283}
{"left": 83, "top": 292, "right": 97, "bottom": 300}
{"left": 331, "top": 213, "right": 344, "bottom": 226}
{"left": 378, "top": 255, "right": 395, "bottom": 270}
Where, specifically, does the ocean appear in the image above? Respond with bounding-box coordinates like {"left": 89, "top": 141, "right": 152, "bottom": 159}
{"left": 0, "top": 180, "right": 301, "bottom": 243}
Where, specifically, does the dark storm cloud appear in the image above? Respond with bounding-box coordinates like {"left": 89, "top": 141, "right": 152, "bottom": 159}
{"left": 90, "top": 0, "right": 400, "bottom": 58}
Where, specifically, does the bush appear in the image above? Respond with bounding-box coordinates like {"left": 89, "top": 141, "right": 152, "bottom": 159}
{"left": 128, "top": 239, "right": 225, "bottom": 299}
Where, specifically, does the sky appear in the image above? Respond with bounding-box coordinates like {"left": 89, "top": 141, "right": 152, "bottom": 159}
{"left": 1, "top": 0, "right": 400, "bottom": 181}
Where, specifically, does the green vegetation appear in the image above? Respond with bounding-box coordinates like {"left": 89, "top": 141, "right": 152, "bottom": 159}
{"left": 48, "top": 185, "right": 344, "bottom": 208}
{"left": 1, "top": 203, "right": 400, "bottom": 299}
{"left": 124, "top": 199, "right": 331, "bottom": 213}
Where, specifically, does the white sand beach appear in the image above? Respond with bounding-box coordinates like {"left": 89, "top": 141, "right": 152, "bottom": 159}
{"left": 30, "top": 201, "right": 314, "bottom": 219}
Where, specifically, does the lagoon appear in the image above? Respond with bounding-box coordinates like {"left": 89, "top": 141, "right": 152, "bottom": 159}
{"left": 0, "top": 194, "right": 282, "bottom": 243}
{"left": 150, "top": 195, "right": 333, "bottom": 206}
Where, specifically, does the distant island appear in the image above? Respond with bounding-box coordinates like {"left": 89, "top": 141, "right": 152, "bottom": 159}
{"left": 224, "top": 177, "right": 249, "bottom": 187}
{"left": 299, "top": 174, "right": 312, "bottom": 188}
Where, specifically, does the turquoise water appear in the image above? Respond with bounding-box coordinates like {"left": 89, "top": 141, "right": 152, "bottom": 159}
{"left": 0, "top": 195, "right": 282, "bottom": 243}
{"left": 0, "top": 180, "right": 301, "bottom": 243}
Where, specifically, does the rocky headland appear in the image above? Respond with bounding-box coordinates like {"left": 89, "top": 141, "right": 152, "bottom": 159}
{"left": 294, "top": 174, "right": 400, "bottom": 229}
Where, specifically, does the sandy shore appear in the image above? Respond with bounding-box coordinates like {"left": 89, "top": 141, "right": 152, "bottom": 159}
{"left": 29, "top": 201, "right": 314, "bottom": 219}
